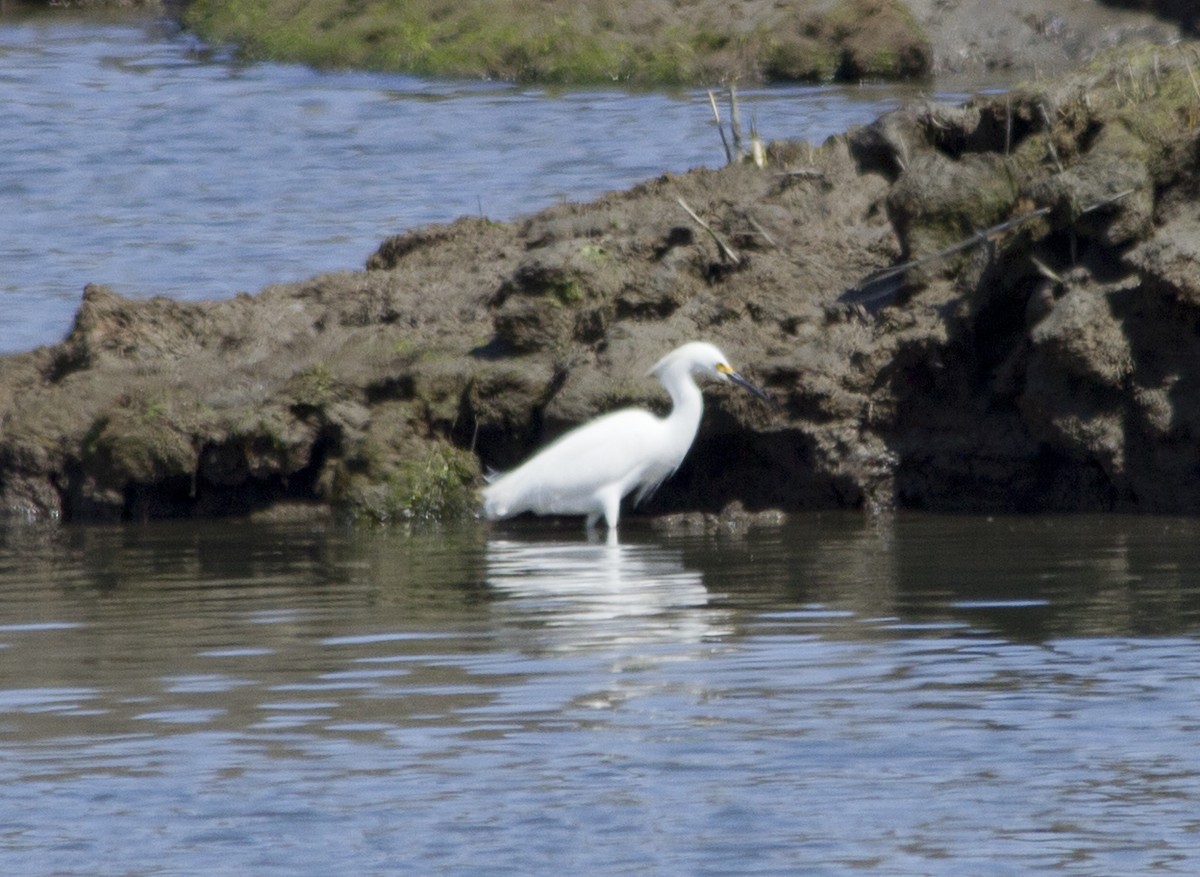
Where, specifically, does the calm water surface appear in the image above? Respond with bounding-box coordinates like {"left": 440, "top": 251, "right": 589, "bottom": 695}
{"left": 0, "top": 13, "right": 932, "bottom": 354}
{"left": 2, "top": 513, "right": 1200, "bottom": 875}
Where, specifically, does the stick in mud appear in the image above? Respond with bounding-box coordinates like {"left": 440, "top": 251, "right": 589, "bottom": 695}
{"left": 708, "top": 90, "right": 733, "bottom": 165}
{"left": 677, "top": 197, "right": 741, "bottom": 265}
{"left": 1039, "top": 102, "right": 1064, "bottom": 173}
{"left": 840, "top": 189, "right": 1136, "bottom": 310}
{"left": 1180, "top": 46, "right": 1200, "bottom": 102}
{"left": 728, "top": 83, "right": 743, "bottom": 162}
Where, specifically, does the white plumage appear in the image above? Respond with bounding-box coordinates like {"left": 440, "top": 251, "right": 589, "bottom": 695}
{"left": 481, "top": 341, "right": 770, "bottom": 531}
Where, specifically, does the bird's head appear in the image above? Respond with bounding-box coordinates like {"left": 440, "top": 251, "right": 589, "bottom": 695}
{"left": 650, "top": 341, "right": 774, "bottom": 404}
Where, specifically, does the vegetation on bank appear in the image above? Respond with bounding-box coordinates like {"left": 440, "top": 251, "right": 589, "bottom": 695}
{"left": 181, "top": 0, "right": 931, "bottom": 85}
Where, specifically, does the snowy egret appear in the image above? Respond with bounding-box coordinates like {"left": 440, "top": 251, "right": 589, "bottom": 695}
{"left": 481, "top": 341, "right": 772, "bottom": 531}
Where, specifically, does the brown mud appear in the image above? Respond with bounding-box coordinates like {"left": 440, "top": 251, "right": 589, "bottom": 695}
{"left": 3, "top": 43, "right": 1200, "bottom": 524}
{"left": 908, "top": 0, "right": 1186, "bottom": 79}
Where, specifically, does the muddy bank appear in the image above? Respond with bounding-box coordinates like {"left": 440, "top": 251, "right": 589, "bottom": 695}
{"left": 908, "top": 0, "right": 1183, "bottom": 78}
{"left": 4, "top": 44, "right": 1200, "bottom": 523}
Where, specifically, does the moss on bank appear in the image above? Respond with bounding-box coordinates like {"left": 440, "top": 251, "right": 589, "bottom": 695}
{"left": 335, "top": 444, "right": 481, "bottom": 525}
{"left": 182, "top": 0, "right": 931, "bottom": 85}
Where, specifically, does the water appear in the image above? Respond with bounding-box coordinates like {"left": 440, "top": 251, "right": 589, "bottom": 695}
{"left": 0, "top": 13, "right": 927, "bottom": 354}
{"left": 3, "top": 513, "right": 1200, "bottom": 875}
{"left": 5, "top": 15, "right": 1198, "bottom": 874}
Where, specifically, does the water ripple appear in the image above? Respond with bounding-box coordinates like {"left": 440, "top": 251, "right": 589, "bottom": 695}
{"left": 1, "top": 513, "right": 1200, "bottom": 873}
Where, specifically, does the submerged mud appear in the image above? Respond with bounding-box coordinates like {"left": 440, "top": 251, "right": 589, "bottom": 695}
{"left": 3, "top": 45, "right": 1200, "bottom": 523}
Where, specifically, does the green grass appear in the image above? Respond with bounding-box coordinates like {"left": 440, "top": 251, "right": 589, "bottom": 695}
{"left": 188, "top": 0, "right": 674, "bottom": 82}
{"left": 183, "top": 0, "right": 930, "bottom": 85}
{"left": 344, "top": 444, "right": 480, "bottom": 524}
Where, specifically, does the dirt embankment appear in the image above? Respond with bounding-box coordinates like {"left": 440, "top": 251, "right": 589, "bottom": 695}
{"left": 3, "top": 44, "right": 1200, "bottom": 524}
{"left": 909, "top": 0, "right": 1185, "bottom": 77}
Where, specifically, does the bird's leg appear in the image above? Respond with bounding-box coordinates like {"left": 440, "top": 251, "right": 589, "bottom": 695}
{"left": 601, "top": 490, "right": 622, "bottom": 531}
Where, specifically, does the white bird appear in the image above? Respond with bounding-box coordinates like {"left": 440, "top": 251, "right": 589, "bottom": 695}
{"left": 481, "top": 341, "right": 772, "bottom": 532}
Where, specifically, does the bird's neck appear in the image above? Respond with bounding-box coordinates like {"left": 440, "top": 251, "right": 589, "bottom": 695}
{"left": 663, "top": 367, "right": 704, "bottom": 448}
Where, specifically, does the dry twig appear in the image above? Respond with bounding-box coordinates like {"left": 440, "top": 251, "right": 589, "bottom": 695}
{"left": 677, "top": 197, "right": 741, "bottom": 265}
{"left": 1180, "top": 46, "right": 1200, "bottom": 102}
{"left": 1039, "top": 102, "right": 1064, "bottom": 172}
{"left": 728, "top": 83, "right": 743, "bottom": 161}
{"left": 707, "top": 90, "right": 733, "bottom": 165}
{"left": 840, "top": 189, "right": 1136, "bottom": 309}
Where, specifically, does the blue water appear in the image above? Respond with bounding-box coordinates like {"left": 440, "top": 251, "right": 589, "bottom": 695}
{"left": 0, "top": 13, "right": 923, "bottom": 354}
{"left": 2, "top": 514, "right": 1200, "bottom": 875}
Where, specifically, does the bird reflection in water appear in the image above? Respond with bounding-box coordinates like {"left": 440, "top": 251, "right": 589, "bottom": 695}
{"left": 484, "top": 537, "right": 731, "bottom": 653}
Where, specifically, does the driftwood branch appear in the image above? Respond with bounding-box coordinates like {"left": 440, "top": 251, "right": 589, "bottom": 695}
{"left": 677, "top": 197, "right": 741, "bottom": 265}
{"left": 775, "top": 167, "right": 826, "bottom": 182}
{"left": 840, "top": 188, "right": 1136, "bottom": 309}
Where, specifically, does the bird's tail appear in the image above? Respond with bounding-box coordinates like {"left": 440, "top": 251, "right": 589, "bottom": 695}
{"left": 480, "top": 477, "right": 513, "bottom": 520}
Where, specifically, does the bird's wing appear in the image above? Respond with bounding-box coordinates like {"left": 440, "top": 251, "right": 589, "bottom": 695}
{"left": 482, "top": 409, "right": 664, "bottom": 517}
{"left": 631, "top": 471, "right": 670, "bottom": 507}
